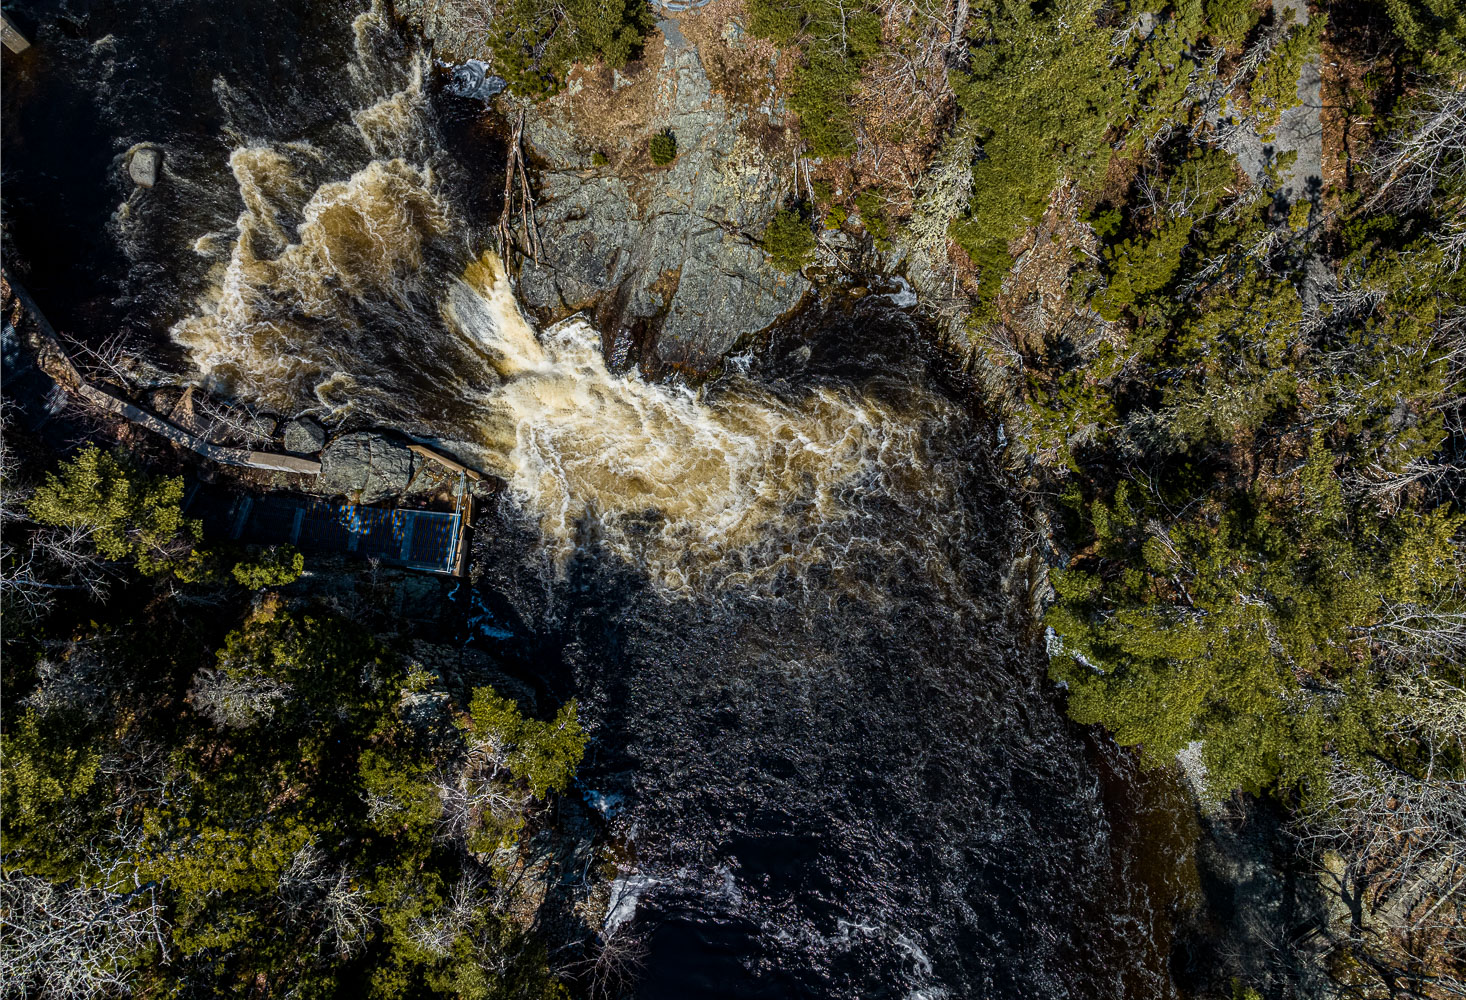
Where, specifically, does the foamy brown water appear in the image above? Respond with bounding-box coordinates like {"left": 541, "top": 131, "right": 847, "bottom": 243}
{"left": 15, "top": 4, "right": 1207, "bottom": 996}
{"left": 442, "top": 254, "right": 963, "bottom": 594}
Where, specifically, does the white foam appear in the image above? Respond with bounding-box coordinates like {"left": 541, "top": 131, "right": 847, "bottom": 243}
{"left": 883, "top": 276, "right": 918, "bottom": 309}
{"left": 604, "top": 873, "right": 658, "bottom": 935}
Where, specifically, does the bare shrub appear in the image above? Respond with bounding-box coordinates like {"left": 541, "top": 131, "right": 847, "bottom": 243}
{"left": 407, "top": 872, "right": 488, "bottom": 958}
{"left": 1366, "top": 87, "right": 1466, "bottom": 214}
{"left": 277, "top": 842, "right": 377, "bottom": 959}
{"left": 1300, "top": 754, "right": 1466, "bottom": 996}
{"left": 188, "top": 666, "right": 291, "bottom": 728}
{"left": 22, "top": 640, "right": 121, "bottom": 721}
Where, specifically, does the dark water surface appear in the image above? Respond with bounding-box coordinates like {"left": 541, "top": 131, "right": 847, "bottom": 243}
{"left": 468, "top": 311, "right": 1204, "bottom": 999}
{"left": 2, "top": 0, "right": 356, "bottom": 343}
{"left": 2, "top": 4, "right": 1204, "bottom": 997}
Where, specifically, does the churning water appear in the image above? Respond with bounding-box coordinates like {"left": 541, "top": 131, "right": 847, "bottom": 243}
{"left": 152, "top": 5, "right": 975, "bottom": 598}
{"left": 3, "top": 2, "right": 1202, "bottom": 996}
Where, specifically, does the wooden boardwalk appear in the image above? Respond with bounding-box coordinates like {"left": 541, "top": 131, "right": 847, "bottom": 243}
{"left": 6, "top": 273, "right": 321, "bottom": 476}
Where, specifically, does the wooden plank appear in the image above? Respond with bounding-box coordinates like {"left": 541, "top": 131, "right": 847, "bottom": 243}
{"left": 1, "top": 14, "right": 31, "bottom": 54}
{"left": 451, "top": 497, "right": 472, "bottom": 577}
{"left": 407, "top": 443, "right": 483, "bottom": 481}
{"left": 245, "top": 450, "right": 322, "bottom": 475}
{"left": 0, "top": 277, "right": 321, "bottom": 477}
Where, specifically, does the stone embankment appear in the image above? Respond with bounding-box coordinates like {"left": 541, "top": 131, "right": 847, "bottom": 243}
{"left": 7, "top": 273, "right": 488, "bottom": 517}
{"left": 7, "top": 274, "right": 320, "bottom": 475}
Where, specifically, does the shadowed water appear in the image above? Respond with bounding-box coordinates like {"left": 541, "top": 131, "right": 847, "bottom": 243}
{"left": 463, "top": 306, "right": 1201, "bottom": 999}
{"left": 139, "top": 7, "right": 979, "bottom": 599}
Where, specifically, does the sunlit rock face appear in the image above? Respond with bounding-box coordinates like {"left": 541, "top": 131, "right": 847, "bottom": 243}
{"left": 512, "top": 16, "right": 808, "bottom": 370}
{"left": 169, "top": 10, "right": 952, "bottom": 600}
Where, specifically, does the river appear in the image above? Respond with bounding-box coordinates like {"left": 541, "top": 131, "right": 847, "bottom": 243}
{"left": 1, "top": 2, "right": 1205, "bottom": 996}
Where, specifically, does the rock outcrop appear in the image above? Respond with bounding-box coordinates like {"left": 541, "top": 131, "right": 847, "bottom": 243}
{"left": 128, "top": 147, "right": 161, "bottom": 188}
{"left": 512, "top": 18, "right": 807, "bottom": 370}
{"left": 320, "top": 431, "right": 415, "bottom": 503}
{"left": 400, "top": 5, "right": 808, "bottom": 371}
{"left": 1216, "top": 0, "right": 1323, "bottom": 205}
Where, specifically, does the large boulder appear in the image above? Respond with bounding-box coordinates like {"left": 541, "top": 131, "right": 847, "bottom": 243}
{"left": 128, "top": 147, "right": 161, "bottom": 189}
{"left": 282, "top": 416, "right": 327, "bottom": 454}
{"left": 320, "top": 432, "right": 415, "bottom": 503}
{"left": 445, "top": 59, "right": 507, "bottom": 101}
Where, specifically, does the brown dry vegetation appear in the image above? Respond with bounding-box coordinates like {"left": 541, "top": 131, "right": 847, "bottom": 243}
{"left": 842, "top": 2, "right": 958, "bottom": 217}
{"left": 678, "top": 2, "right": 776, "bottom": 108}
{"left": 1316, "top": 35, "right": 1389, "bottom": 210}
{"left": 990, "top": 181, "right": 1108, "bottom": 360}
{"left": 677, "top": 2, "right": 801, "bottom": 155}
{"left": 562, "top": 34, "right": 669, "bottom": 172}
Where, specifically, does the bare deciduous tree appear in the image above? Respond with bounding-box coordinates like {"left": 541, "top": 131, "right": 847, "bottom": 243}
{"left": 0, "top": 870, "right": 167, "bottom": 1000}
{"left": 277, "top": 842, "right": 377, "bottom": 959}
{"left": 1300, "top": 755, "right": 1466, "bottom": 998}
{"left": 1369, "top": 603, "right": 1466, "bottom": 668}
{"left": 22, "top": 638, "right": 122, "bottom": 721}
{"left": 407, "top": 872, "right": 489, "bottom": 958}
{"left": 587, "top": 923, "right": 650, "bottom": 1000}
{"left": 188, "top": 666, "right": 291, "bottom": 729}
{"left": 57, "top": 330, "right": 136, "bottom": 389}
{"left": 1, "top": 426, "right": 114, "bottom": 616}
{"left": 1364, "top": 86, "right": 1466, "bottom": 214}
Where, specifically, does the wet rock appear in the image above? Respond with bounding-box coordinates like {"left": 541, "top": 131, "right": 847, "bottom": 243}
{"left": 128, "top": 147, "right": 161, "bottom": 188}
{"left": 319, "top": 431, "right": 414, "bottom": 503}
{"left": 242, "top": 412, "right": 278, "bottom": 441}
{"left": 282, "top": 415, "right": 327, "bottom": 454}
{"left": 400, "top": 687, "right": 452, "bottom": 731}
{"left": 445, "top": 59, "right": 506, "bottom": 102}
{"left": 518, "top": 30, "right": 807, "bottom": 371}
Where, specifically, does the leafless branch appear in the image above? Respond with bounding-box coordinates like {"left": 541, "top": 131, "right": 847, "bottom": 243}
{"left": 0, "top": 870, "right": 168, "bottom": 1000}
{"left": 1363, "top": 87, "right": 1466, "bottom": 215}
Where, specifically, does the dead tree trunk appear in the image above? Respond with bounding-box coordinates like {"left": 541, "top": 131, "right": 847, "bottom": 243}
{"left": 498, "top": 110, "right": 543, "bottom": 264}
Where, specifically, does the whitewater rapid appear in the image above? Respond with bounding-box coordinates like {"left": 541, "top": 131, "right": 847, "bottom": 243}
{"left": 11, "top": 2, "right": 1204, "bottom": 997}
{"left": 170, "top": 6, "right": 963, "bottom": 597}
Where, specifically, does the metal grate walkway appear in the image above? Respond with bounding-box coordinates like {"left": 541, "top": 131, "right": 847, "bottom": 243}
{"left": 230, "top": 495, "right": 464, "bottom": 575}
